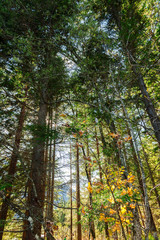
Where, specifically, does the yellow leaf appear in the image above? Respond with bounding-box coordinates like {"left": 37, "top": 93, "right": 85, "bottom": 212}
{"left": 87, "top": 182, "right": 93, "bottom": 193}
{"left": 111, "top": 185, "right": 115, "bottom": 191}
{"left": 125, "top": 219, "right": 130, "bottom": 224}
{"left": 127, "top": 174, "right": 135, "bottom": 183}
{"left": 121, "top": 206, "right": 126, "bottom": 214}
{"left": 121, "top": 189, "right": 127, "bottom": 196}
{"left": 109, "top": 209, "right": 116, "bottom": 215}
{"left": 107, "top": 197, "right": 114, "bottom": 204}
{"left": 127, "top": 187, "right": 133, "bottom": 196}
{"left": 99, "top": 213, "right": 105, "bottom": 221}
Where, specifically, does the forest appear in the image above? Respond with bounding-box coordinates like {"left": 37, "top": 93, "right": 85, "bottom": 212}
{"left": 0, "top": 0, "right": 160, "bottom": 239}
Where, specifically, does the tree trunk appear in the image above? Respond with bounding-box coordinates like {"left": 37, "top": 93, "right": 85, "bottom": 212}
{"left": 119, "top": 96, "right": 150, "bottom": 239}
{"left": 95, "top": 127, "right": 103, "bottom": 182}
{"left": 121, "top": 106, "right": 159, "bottom": 240}
{"left": 70, "top": 143, "right": 73, "bottom": 240}
{"left": 50, "top": 109, "right": 57, "bottom": 221}
{"left": 109, "top": 4, "right": 160, "bottom": 145}
{"left": 22, "top": 95, "right": 47, "bottom": 240}
{"left": 137, "top": 127, "right": 160, "bottom": 208}
{"left": 132, "top": 205, "right": 142, "bottom": 240}
{"left": 0, "top": 88, "right": 27, "bottom": 240}
{"left": 131, "top": 63, "right": 160, "bottom": 145}
{"left": 76, "top": 142, "right": 82, "bottom": 240}
{"left": 95, "top": 126, "right": 110, "bottom": 239}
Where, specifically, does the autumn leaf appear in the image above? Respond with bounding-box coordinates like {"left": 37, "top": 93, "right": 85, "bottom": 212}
{"left": 109, "top": 132, "right": 120, "bottom": 138}
{"left": 79, "top": 130, "right": 83, "bottom": 136}
{"left": 109, "top": 209, "right": 116, "bottom": 215}
{"left": 125, "top": 219, "right": 130, "bottom": 224}
{"left": 121, "top": 189, "right": 127, "bottom": 196}
{"left": 121, "top": 206, "right": 126, "bottom": 214}
{"left": 127, "top": 174, "right": 135, "bottom": 183}
{"left": 87, "top": 182, "right": 93, "bottom": 193}
{"left": 124, "top": 135, "right": 132, "bottom": 141}
{"left": 127, "top": 187, "right": 133, "bottom": 196}
{"left": 116, "top": 199, "right": 122, "bottom": 203}
{"left": 107, "top": 197, "right": 114, "bottom": 204}
{"left": 82, "top": 206, "right": 85, "bottom": 214}
{"left": 60, "top": 113, "right": 67, "bottom": 117}
{"left": 99, "top": 213, "right": 105, "bottom": 221}
{"left": 112, "top": 223, "right": 121, "bottom": 232}
{"left": 130, "top": 203, "right": 136, "bottom": 209}
{"left": 111, "top": 185, "right": 115, "bottom": 191}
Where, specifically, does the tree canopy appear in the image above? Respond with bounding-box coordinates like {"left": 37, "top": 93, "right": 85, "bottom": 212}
{"left": 0, "top": 0, "right": 160, "bottom": 240}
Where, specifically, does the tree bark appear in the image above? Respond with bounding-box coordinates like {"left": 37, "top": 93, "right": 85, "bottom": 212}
{"left": 95, "top": 126, "right": 110, "bottom": 239}
{"left": 109, "top": 3, "right": 160, "bottom": 145}
{"left": 76, "top": 142, "right": 82, "bottom": 240}
{"left": 70, "top": 143, "right": 73, "bottom": 240}
{"left": 131, "top": 64, "right": 160, "bottom": 145}
{"left": 22, "top": 95, "right": 47, "bottom": 240}
{"left": 119, "top": 97, "right": 150, "bottom": 239}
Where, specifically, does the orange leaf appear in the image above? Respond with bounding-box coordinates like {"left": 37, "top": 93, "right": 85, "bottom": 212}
{"left": 110, "top": 209, "right": 116, "bottom": 215}
{"left": 121, "top": 189, "right": 127, "bottom": 196}
{"left": 130, "top": 203, "right": 136, "bottom": 209}
{"left": 82, "top": 206, "right": 85, "bottom": 214}
{"left": 124, "top": 135, "right": 132, "bottom": 141}
{"left": 79, "top": 130, "right": 83, "bottom": 136}
{"left": 60, "top": 113, "right": 67, "bottom": 117}
{"left": 109, "top": 133, "right": 120, "bottom": 138}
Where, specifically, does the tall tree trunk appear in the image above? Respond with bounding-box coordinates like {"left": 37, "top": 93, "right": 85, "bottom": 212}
{"left": 0, "top": 87, "right": 27, "bottom": 240}
{"left": 131, "top": 63, "right": 160, "bottom": 145}
{"left": 95, "top": 126, "right": 110, "bottom": 239}
{"left": 70, "top": 142, "right": 73, "bottom": 240}
{"left": 86, "top": 138, "right": 96, "bottom": 240}
{"left": 76, "top": 142, "right": 82, "bottom": 240}
{"left": 47, "top": 108, "right": 55, "bottom": 240}
{"left": 44, "top": 114, "right": 49, "bottom": 240}
{"left": 137, "top": 127, "right": 160, "bottom": 208}
{"left": 122, "top": 108, "right": 159, "bottom": 240}
{"left": 118, "top": 94, "right": 150, "bottom": 239}
{"left": 95, "top": 126, "right": 103, "bottom": 182}
{"left": 49, "top": 135, "right": 56, "bottom": 220}
{"left": 109, "top": 4, "right": 160, "bottom": 145}
{"left": 49, "top": 108, "right": 57, "bottom": 222}
{"left": 22, "top": 95, "right": 47, "bottom": 240}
